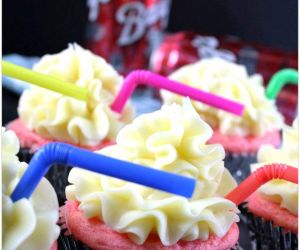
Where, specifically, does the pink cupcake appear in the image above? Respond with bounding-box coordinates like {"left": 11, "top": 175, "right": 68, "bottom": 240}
{"left": 7, "top": 43, "right": 134, "bottom": 160}
{"left": 242, "top": 118, "right": 298, "bottom": 249}
{"left": 61, "top": 99, "right": 240, "bottom": 249}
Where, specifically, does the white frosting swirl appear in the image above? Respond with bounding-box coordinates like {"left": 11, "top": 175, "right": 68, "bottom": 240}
{"left": 66, "top": 99, "right": 239, "bottom": 246}
{"left": 2, "top": 128, "right": 60, "bottom": 250}
{"left": 161, "top": 58, "right": 283, "bottom": 136}
{"left": 251, "top": 119, "right": 298, "bottom": 215}
{"left": 18, "top": 44, "right": 134, "bottom": 147}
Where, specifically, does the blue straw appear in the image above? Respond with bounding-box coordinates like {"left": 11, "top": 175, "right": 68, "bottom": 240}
{"left": 11, "top": 143, "right": 196, "bottom": 201}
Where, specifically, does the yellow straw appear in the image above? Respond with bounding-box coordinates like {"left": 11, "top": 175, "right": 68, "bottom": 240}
{"left": 2, "top": 60, "right": 88, "bottom": 101}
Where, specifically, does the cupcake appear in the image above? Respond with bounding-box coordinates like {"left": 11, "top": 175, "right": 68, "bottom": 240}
{"left": 7, "top": 43, "right": 134, "bottom": 158}
{"left": 61, "top": 99, "right": 240, "bottom": 249}
{"left": 6, "top": 44, "right": 134, "bottom": 203}
{"left": 161, "top": 58, "right": 284, "bottom": 183}
{"left": 2, "top": 128, "right": 60, "bottom": 250}
{"left": 242, "top": 118, "right": 298, "bottom": 249}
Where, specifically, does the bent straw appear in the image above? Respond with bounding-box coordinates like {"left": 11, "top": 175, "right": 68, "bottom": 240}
{"left": 10, "top": 143, "right": 196, "bottom": 202}
{"left": 225, "top": 163, "right": 298, "bottom": 205}
{"left": 111, "top": 70, "right": 245, "bottom": 116}
{"left": 265, "top": 68, "right": 298, "bottom": 100}
{"left": 2, "top": 60, "right": 88, "bottom": 101}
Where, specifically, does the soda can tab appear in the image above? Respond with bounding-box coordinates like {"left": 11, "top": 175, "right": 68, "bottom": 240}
{"left": 85, "top": 0, "right": 172, "bottom": 75}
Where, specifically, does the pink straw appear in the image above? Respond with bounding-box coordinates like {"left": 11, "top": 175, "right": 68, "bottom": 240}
{"left": 225, "top": 163, "right": 298, "bottom": 206}
{"left": 111, "top": 70, "right": 245, "bottom": 116}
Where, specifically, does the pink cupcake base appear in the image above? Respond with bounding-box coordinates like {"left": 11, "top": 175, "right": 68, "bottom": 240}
{"left": 7, "top": 119, "right": 114, "bottom": 153}
{"left": 208, "top": 129, "right": 281, "bottom": 155}
{"left": 50, "top": 241, "right": 57, "bottom": 250}
{"left": 247, "top": 192, "right": 297, "bottom": 234}
{"left": 60, "top": 201, "right": 239, "bottom": 250}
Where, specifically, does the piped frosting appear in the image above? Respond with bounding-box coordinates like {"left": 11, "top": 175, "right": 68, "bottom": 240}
{"left": 66, "top": 99, "right": 239, "bottom": 246}
{"left": 18, "top": 44, "right": 134, "bottom": 147}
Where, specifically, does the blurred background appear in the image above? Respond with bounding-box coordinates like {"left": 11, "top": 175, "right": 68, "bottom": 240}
{"left": 3, "top": 0, "right": 298, "bottom": 55}
{"left": 2, "top": 0, "right": 298, "bottom": 125}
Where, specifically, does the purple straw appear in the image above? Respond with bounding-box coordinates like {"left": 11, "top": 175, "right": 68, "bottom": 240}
{"left": 11, "top": 143, "right": 196, "bottom": 202}
{"left": 111, "top": 70, "right": 245, "bottom": 116}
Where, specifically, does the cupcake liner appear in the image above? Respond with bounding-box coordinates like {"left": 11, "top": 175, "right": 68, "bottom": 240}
{"left": 58, "top": 234, "right": 91, "bottom": 250}
{"left": 224, "top": 153, "right": 256, "bottom": 184}
{"left": 47, "top": 164, "right": 72, "bottom": 206}
{"left": 17, "top": 147, "right": 33, "bottom": 163}
{"left": 239, "top": 203, "right": 298, "bottom": 250}
{"left": 18, "top": 147, "right": 71, "bottom": 206}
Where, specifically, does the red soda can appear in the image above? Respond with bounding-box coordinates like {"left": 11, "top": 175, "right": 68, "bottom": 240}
{"left": 85, "top": 0, "right": 172, "bottom": 75}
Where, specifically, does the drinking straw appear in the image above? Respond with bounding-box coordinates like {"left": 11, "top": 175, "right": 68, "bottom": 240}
{"left": 10, "top": 143, "right": 196, "bottom": 202}
{"left": 265, "top": 68, "right": 298, "bottom": 100}
{"left": 225, "top": 163, "right": 298, "bottom": 205}
{"left": 111, "top": 70, "right": 245, "bottom": 116}
{"left": 2, "top": 62, "right": 244, "bottom": 116}
{"left": 2, "top": 60, "right": 88, "bottom": 101}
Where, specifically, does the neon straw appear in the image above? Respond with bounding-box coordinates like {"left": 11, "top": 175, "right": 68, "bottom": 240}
{"left": 265, "top": 68, "right": 298, "bottom": 100}
{"left": 225, "top": 163, "right": 298, "bottom": 205}
{"left": 111, "top": 70, "right": 245, "bottom": 116}
{"left": 10, "top": 143, "right": 196, "bottom": 202}
{"left": 2, "top": 60, "right": 88, "bottom": 101}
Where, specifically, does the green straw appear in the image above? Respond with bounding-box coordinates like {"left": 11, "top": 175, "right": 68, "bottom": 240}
{"left": 265, "top": 68, "right": 298, "bottom": 100}
{"left": 2, "top": 60, "right": 88, "bottom": 101}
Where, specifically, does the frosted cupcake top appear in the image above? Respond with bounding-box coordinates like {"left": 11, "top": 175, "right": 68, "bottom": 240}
{"left": 18, "top": 44, "right": 134, "bottom": 147}
{"left": 2, "top": 128, "right": 59, "bottom": 250}
{"left": 251, "top": 118, "right": 298, "bottom": 215}
{"left": 161, "top": 58, "right": 283, "bottom": 136}
{"left": 66, "top": 99, "right": 239, "bottom": 246}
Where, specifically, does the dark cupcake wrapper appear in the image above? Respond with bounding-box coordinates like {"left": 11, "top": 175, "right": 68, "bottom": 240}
{"left": 18, "top": 147, "right": 72, "bottom": 206}
{"left": 224, "top": 153, "right": 257, "bottom": 184}
{"left": 17, "top": 147, "right": 33, "bottom": 163}
{"left": 47, "top": 164, "right": 72, "bottom": 206}
{"left": 239, "top": 203, "right": 298, "bottom": 250}
{"left": 58, "top": 234, "right": 92, "bottom": 250}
